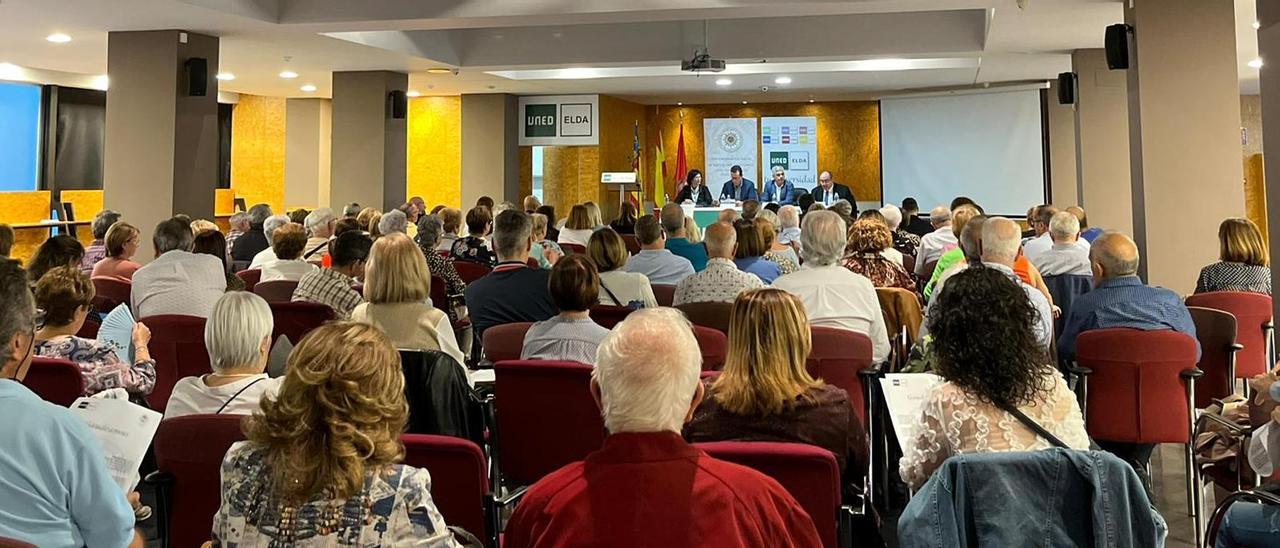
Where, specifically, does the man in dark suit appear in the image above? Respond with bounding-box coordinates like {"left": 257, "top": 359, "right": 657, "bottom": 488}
{"left": 718, "top": 165, "right": 758, "bottom": 202}
{"left": 902, "top": 197, "right": 934, "bottom": 237}
{"left": 810, "top": 171, "right": 856, "bottom": 209}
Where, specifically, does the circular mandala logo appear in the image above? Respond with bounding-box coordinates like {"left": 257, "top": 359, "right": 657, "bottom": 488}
{"left": 718, "top": 128, "right": 743, "bottom": 153}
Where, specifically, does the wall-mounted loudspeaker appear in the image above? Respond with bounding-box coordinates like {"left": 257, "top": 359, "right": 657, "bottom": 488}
{"left": 1104, "top": 24, "right": 1133, "bottom": 70}
{"left": 389, "top": 90, "right": 407, "bottom": 119}
{"left": 185, "top": 57, "right": 208, "bottom": 97}
{"left": 1056, "top": 72, "right": 1077, "bottom": 105}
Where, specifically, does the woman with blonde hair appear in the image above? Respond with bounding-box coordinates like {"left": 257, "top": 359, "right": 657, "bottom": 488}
{"left": 683, "top": 215, "right": 703, "bottom": 244}
{"left": 1195, "top": 217, "right": 1271, "bottom": 294}
{"left": 685, "top": 288, "right": 867, "bottom": 497}
{"left": 583, "top": 201, "right": 604, "bottom": 229}
{"left": 212, "top": 322, "right": 461, "bottom": 546}
{"left": 587, "top": 228, "right": 657, "bottom": 308}
{"left": 557, "top": 204, "right": 596, "bottom": 247}
{"left": 754, "top": 215, "right": 798, "bottom": 276}
{"left": 353, "top": 232, "right": 466, "bottom": 371}
{"left": 91, "top": 221, "right": 143, "bottom": 281}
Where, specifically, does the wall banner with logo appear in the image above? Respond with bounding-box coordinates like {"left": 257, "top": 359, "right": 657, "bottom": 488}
{"left": 702, "top": 118, "right": 759, "bottom": 187}
{"left": 760, "top": 116, "right": 819, "bottom": 189}
{"left": 518, "top": 95, "right": 600, "bottom": 146}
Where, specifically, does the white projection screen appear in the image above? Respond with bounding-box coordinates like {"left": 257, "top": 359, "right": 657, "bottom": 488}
{"left": 880, "top": 89, "right": 1047, "bottom": 216}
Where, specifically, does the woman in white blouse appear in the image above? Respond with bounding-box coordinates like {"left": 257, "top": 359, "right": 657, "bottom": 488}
{"left": 165, "top": 291, "right": 282, "bottom": 419}
{"left": 587, "top": 228, "right": 657, "bottom": 309}
{"left": 557, "top": 204, "right": 596, "bottom": 248}
{"left": 899, "top": 266, "right": 1089, "bottom": 490}
{"left": 352, "top": 233, "right": 466, "bottom": 370}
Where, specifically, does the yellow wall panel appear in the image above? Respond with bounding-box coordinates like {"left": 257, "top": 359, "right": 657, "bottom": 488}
{"left": 0, "top": 191, "right": 53, "bottom": 263}
{"left": 231, "top": 94, "right": 287, "bottom": 213}
{"left": 407, "top": 96, "right": 462, "bottom": 209}
{"left": 59, "top": 189, "right": 104, "bottom": 249}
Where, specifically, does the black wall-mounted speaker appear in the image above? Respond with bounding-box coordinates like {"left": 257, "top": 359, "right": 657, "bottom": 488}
{"left": 389, "top": 90, "right": 407, "bottom": 119}
{"left": 1105, "top": 24, "right": 1133, "bottom": 70}
{"left": 1057, "top": 72, "right": 1078, "bottom": 104}
{"left": 185, "top": 57, "right": 208, "bottom": 96}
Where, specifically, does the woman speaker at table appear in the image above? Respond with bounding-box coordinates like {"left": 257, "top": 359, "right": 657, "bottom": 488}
{"left": 675, "top": 169, "right": 715, "bottom": 207}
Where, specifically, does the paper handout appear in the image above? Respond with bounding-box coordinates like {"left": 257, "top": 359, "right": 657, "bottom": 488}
{"left": 69, "top": 397, "right": 161, "bottom": 492}
{"left": 880, "top": 373, "right": 943, "bottom": 453}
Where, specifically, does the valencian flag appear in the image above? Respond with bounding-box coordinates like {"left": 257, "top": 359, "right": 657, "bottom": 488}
{"left": 628, "top": 121, "right": 642, "bottom": 207}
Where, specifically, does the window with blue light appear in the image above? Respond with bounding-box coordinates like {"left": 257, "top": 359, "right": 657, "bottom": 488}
{"left": 0, "top": 81, "right": 41, "bottom": 191}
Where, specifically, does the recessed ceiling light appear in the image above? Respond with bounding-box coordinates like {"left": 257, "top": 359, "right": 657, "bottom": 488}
{"left": 46, "top": 33, "right": 72, "bottom": 44}
{"left": 1254, "top": 20, "right": 1262, "bottom": 30}
{"left": 1249, "top": 58, "right": 1264, "bottom": 69}
{"left": 215, "top": 72, "right": 235, "bottom": 81}
{"left": 809, "top": 99, "right": 815, "bottom": 103}
{"left": 774, "top": 76, "right": 792, "bottom": 85}
{"left": 677, "top": 102, "right": 683, "bottom": 106}
{"left": 279, "top": 70, "right": 299, "bottom": 79}
{"left": 407, "top": 90, "right": 421, "bottom": 97}
{"left": 715, "top": 78, "right": 732, "bottom": 86}
{"left": 425, "top": 67, "right": 454, "bottom": 75}
{"left": 741, "top": 100, "right": 748, "bottom": 105}
{"left": 300, "top": 84, "right": 317, "bottom": 92}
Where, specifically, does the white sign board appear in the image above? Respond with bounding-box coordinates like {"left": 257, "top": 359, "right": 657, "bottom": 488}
{"left": 518, "top": 95, "right": 600, "bottom": 146}
{"left": 703, "top": 118, "right": 759, "bottom": 188}
{"left": 760, "top": 116, "right": 819, "bottom": 189}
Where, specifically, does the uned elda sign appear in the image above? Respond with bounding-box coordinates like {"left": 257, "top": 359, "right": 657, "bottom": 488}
{"left": 518, "top": 95, "right": 600, "bottom": 146}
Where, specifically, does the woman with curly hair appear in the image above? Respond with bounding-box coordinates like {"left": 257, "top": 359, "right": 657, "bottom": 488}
{"left": 842, "top": 218, "right": 917, "bottom": 293}
{"left": 212, "top": 322, "right": 461, "bottom": 546}
{"left": 899, "top": 266, "right": 1088, "bottom": 490}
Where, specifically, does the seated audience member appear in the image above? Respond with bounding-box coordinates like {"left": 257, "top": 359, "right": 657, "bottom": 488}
{"left": 673, "top": 222, "right": 764, "bottom": 306}
{"left": 0, "top": 223, "right": 13, "bottom": 258}
{"left": 247, "top": 214, "right": 290, "bottom": 269}
{"left": 662, "top": 203, "right": 709, "bottom": 271}
{"left": 165, "top": 292, "right": 282, "bottom": 418}
{"left": 1195, "top": 217, "right": 1271, "bottom": 294}
{"left": 772, "top": 211, "right": 889, "bottom": 363}
{"left": 900, "top": 267, "right": 1089, "bottom": 490}
{"left": 623, "top": 214, "right": 695, "bottom": 285}
{"left": 880, "top": 204, "right": 920, "bottom": 257}
{"left": 1066, "top": 206, "right": 1103, "bottom": 243}
{"left": 258, "top": 223, "right": 318, "bottom": 282}
{"left": 353, "top": 233, "right": 465, "bottom": 368}
{"left": 340, "top": 202, "right": 360, "bottom": 218}
{"left": 81, "top": 209, "right": 121, "bottom": 274}
{"left": 27, "top": 235, "right": 85, "bottom": 284}
{"left": 796, "top": 193, "right": 817, "bottom": 219}
{"left": 1023, "top": 205, "right": 1089, "bottom": 258}
{"left": 733, "top": 219, "right": 783, "bottom": 284}
{"left": 685, "top": 288, "right": 868, "bottom": 497}
{"left": 914, "top": 205, "right": 957, "bottom": 277}
{"left": 921, "top": 205, "right": 982, "bottom": 299}
{"left": 366, "top": 212, "right": 384, "bottom": 238}
{"left": 609, "top": 202, "right": 639, "bottom": 235}
{"left": 464, "top": 210, "right": 558, "bottom": 337}
{"left": 378, "top": 209, "right": 410, "bottom": 236}
{"left": 301, "top": 207, "right": 337, "bottom": 262}
{"left": 293, "top": 230, "right": 371, "bottom": 319}
{"left": 557, "top": 204, "right": 596, "bottom": 248}
{"left": 0, "top": 259, "right": 142, "bottom": 546}
{"left": 529, "top": 213, "right": 564, "bottom": 270}
{"left": 1028, "top": 211, "right": 1093, "bottom": 277}
{"left": 827, "top": 199, "right": 855, "bottom": 231}
{"left": 854, "top": 209, "right": 904, "bottom": 266}
{"left": 415, "top": 216, "right": 468, "bottom": 323}
{"left": 437, "top": 207, "right": 463, "bottom": 252}
{"left": 356, "top": 206, "right": 380, "bottom": 232}
{"left": 584, "top": 202, "right": 605, "bottom": 229}
{"left": 536, "top": 205, "right": 560, "bottom": 243}
{"left": 589, "top": 229, "right": 657, "bottom": 308}
{"left": 902, "top": 198, "right": 934, "bottom": 237}
{"left": 451, "top": 206, "right": 496, "bottom": 267}
{"left": 230, "top": 203, "right": 273, "bottom": 261}
{"left": 684, "top": 215, "right": 703, "bottom": 243}
{"left": 776, "top": 205, "right": 803, "bottom": 253}
{"left": 92, "top": 221, "right": 143, "bottom": 281}
{"left": 929, "top": 215, "right": 986, "bottom": 296}
{"left": 190, "top": 219, "right": 220, "bottom": 235}
{"left": 193, "top": 230, "right": 245, "bottom": 291}
{"left": 717, "top": 208, "right": 741, "bottom": 225}
{"left": 287, "top": 208, "right": 309, "bottom": 226}
{"left": 756, "top": 210, "right": 800, "bottom": 273}
{"left": 34, "top": 266, "right": 156, "bottom": 397}
{"left": 741, "top": 199, "right": 761, "bottom": 221}
{"left": 476, "top": 196, "right": 496, "bottom": 211}
{"left": 225, "top": 211, "right": 250, "bottom": 254}
{"left": 504, "top": 308, "right": 822, "bottom": 547}
{"left": 212, "top": 322, "right": 459, "bottom": 545}
{"left": 521, "top": 255, "right": 611, "bottom": 364}
{"left": 131, "top": 217, "right": 227, "bottom": 318}
{"left": 523, "top": 195, "right": 542, "bottom": 214}
{"left": 842, "top": 218, "right": 917, "bottom": 293}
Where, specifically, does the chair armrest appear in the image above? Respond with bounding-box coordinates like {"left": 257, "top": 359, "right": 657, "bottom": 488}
{"left": 1229, "top": 343, "right": 1245, "bottom": 352}
{"left": 142, "top": 470, "right": 173, "bottom": 486}
{"left": 858, "top": 364, "right": 882, "bottom": 378}
{"left": 1199, "top": 411, "right": 1253, "bottom": 436}
{"left": 495, "top": 485, "right": 529, "bottom": 508}
{"left": 1066, "top": 363, "right": 1092, "bottom": 377}
{"left": 1181, "top": 368, "right": 1205, "bottom": 380}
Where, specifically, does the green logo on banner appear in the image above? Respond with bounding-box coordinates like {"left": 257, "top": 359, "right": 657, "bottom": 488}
{"left": 525, "top": 104, "right": 557, "bottom": 137}
{"left": 769, "top": 151, "right": 789, "bottom": 170}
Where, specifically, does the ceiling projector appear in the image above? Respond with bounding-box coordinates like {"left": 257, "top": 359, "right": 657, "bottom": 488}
{"left": 682, "top": 51, "right": 726, "bottom": 73}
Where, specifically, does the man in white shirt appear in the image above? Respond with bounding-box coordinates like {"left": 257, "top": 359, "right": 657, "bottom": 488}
{"left": 1029, "top": 211, "right": 1092, "bottom": 277}
{"left": 772, "top": 211, "right": 889, "bottom": 363}
{"left": 623, "top": 215, "right": 694, "bottom": 286}
{"left": 1023, "top": 205, "right": 1089, "bottom": 259}
{"left": 259, "top": 223, "right": 318, "bottom": 282}
{"left": 302, "top": 208, "right": 337, "bottom": 263}
{"left": 248, "top": 215, "right": 290, "bottom": 269}
{"left": 914, "top": 206, "right": 957, "bottom": 277}
{"left": 131, "top": 217, "right": 228, "bottom": 318}
{"left": 673, "top": 223, "right": 763, "bottom": 306}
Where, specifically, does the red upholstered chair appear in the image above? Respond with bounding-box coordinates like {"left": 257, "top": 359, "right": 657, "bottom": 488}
{"left": 693, "top": 325, "right": 727, "bottom": 371}
{"left": 652, "top": 284, "right": 676, "bottom": 307}
{"left": 235, "top": 269, "right": 262, "bottom": 292}
{"left": 589, "top": 305, "right": 635, "bottom": 329}
{"left": 453, "top": 261, "right": 492, "bottom": 285}
{"left": 526, "top": 257, "right": 539, "bottom": 268}
{"left": 493, "top": 360, "right": 604, "bottom": 488}
{"left": 0, "top": 537, "right": 36, "bottom": 548}
{"left": 675, "top": 301, "right": 733, "bottom": 334}
{"left": 402, "top": 434, "right": 494, "bottom": 547}
{"left": 76, "top": 316, "right": 101, "bottom": 339}
{"left": 22, "top": 357, "right": 84, "bottom": 407}
{"left": 1073, "top": 328, "right": 1203, "bottom": 542}
{"left": 252, "top": 280, "right": 299, "bottom": 303}
{"left": 1185, "top": 291, "right": 1273, "bottom": 383}
{"left": 1187, "top": 306, "right": 1241, "bottom": 408}
{"left": 140, "top": 315, "right": 210, "bottom": 412}
{"left": 481, "top": 322, "right": 533, "bottom": 364}
{"left": 429, "top": 274, "right": 471, "bottom": 335}
{"left": 697, "top": 441, "right": 842, "bottom": 548}
{"left": 807, "top": 327, "right": 875, "bottom": 422}
{"left": 561, "top": 243, "right": 587, "bottom": 255}
{"left": 152, "top": 414, "right": 247, "bottom": 548}
{"left": 90, "top": 276, "right": 131, "bottom": 312}
{"left": 620, "top": 234, "right": 641, "bottom": 255}
{"left": 269, "top": 301, "right": 336, "bottom": 345}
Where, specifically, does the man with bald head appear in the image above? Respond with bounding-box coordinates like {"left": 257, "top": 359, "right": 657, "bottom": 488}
{"left": 914, "top": 205, "right": 957, "bottom": 277}
{"left": 672, "top": 222, "right": 763, "bottom": 306}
